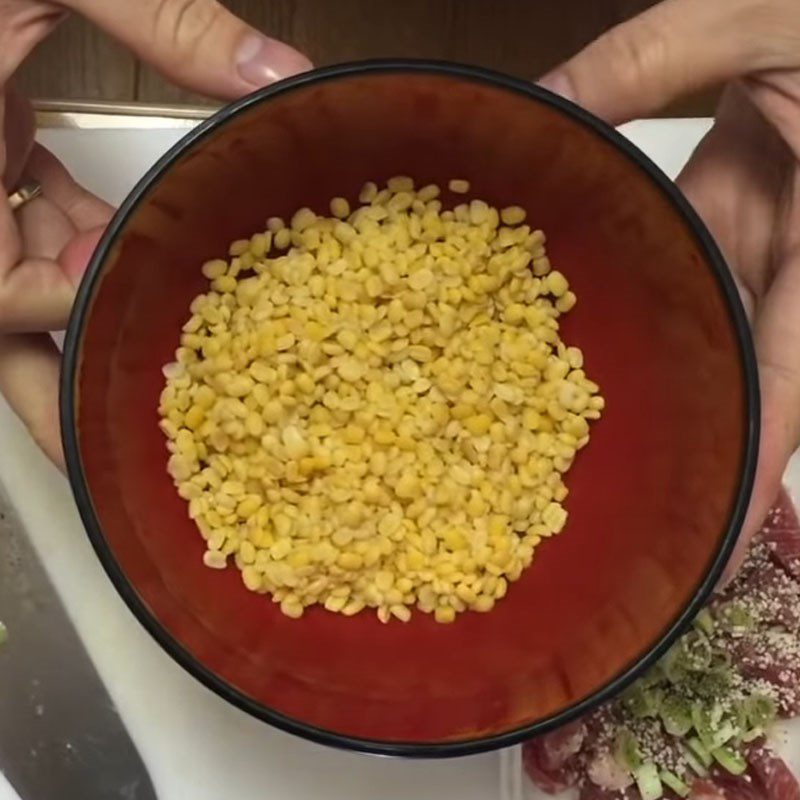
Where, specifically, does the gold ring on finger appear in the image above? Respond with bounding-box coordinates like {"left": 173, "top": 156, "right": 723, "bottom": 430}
{"left": 7, "top": 180, "right": 43, "bottom": 213}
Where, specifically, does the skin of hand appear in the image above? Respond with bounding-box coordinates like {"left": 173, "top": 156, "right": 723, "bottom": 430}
{"left": 0, "top": 0, "right": 311, "bottom": 468}
{"left": 539, "top": 0, "right": 800, "bottom": 582}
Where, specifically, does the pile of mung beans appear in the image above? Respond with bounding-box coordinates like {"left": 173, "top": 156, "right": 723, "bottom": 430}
{"left": 159, "top": 176, "right": 604, "bottom": 623}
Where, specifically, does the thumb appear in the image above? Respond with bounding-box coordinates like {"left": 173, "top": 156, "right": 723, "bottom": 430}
{"left": 538, "top": 0, "right": 800, "bottom": 125}
{"left": 67, "top": 0, "right": 312, "bottom": 100}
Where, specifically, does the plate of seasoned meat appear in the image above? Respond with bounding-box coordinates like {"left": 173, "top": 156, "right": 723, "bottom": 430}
{"left": 505, "top": 461, "right": 800, "bottom": 800}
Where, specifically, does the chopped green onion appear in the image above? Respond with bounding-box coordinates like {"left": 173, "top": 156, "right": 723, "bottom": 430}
{"left": 741, "top": 727, "right": 764, "bottom": 744}
{"left": 691, "top": 706, "right": 733, "bottom": 751}
{"left": 660, "top": 696, "right": 693, "bottom": 737}
{"left": 719, "top": 602, "right": 755, "bottom": 633}
{"left": 681, "top": 746, "right": 709, "bottom": 778}
{"left": 635, "top": 763, "right": 664, "bottom": 800}
{"left": 745, "top": 695, "right": 777, "bottom": 729}
{"left": 663, "top": 645, "right": 690, "bottom": 684}
{"left": 687, "top": 737, "right": 713, "bottom": 768}
{"left": 614, "top": 728, "right": 643, "bottom": 773}
{"left": 712, "top": 747, "right": 747, "bottom": 776}
{"left": 624, "top": 684, "right": 663, "bottom": 719}
{"left": 694, "top": 609, "right": 715, "bottom": 636}
{"left": 660, "top": 769, "right": 691, "bottom": 798}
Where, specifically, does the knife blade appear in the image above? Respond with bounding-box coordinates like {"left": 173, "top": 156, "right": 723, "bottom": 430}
{"left": 0, "top": 485, "right": 158, "bottom": 799}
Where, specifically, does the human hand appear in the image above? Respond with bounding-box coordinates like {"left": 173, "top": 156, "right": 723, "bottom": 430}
{"left": 540, "top": 0, "right": 800, "bottom": 581}
{"left": 0, "top": 0, "right": 310, "bottom": 468}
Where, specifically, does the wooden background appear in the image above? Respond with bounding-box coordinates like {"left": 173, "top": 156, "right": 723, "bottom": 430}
{"left": 16, "top": 0, "right": 714, "bottom": 115}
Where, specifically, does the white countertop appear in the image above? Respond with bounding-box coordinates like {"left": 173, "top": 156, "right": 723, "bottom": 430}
{"left": 3, "top": 116, "right": 789, "bottom": 800}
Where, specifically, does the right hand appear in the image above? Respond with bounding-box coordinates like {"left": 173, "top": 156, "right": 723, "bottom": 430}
{"left": 540, "top": 0, "right": 800, "bottom": 581}
{"left": 0, "top": 0, "right": 311, "bottom": 468}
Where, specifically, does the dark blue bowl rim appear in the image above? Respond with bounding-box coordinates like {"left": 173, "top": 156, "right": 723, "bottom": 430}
{"left": 59, "top": 58, "right": 759, "bottom": 759}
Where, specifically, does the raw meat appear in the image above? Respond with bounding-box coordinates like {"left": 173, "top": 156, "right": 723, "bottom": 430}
{"left": 711, "top": 769, "right": 766, "bottom": 800}
{"left": 522, "top": 491, "right": 800, "bottom": 800}
{"left": 748, "top": 748, "right": 800, "bottom": 800}
{"left": 580, "top": 782, "right": 633, "bottom": 800}
{"left": 761, "top": 491, "right": 800, "bottom": 581}
{"left": 690, "top": 779, "right": 728, "bottom": 800}
{"left": 523, "top": 721, "right": 586, "bottom": 793}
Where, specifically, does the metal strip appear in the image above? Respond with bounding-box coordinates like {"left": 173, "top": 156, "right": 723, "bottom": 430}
{"left": 33, "top": 99, "right": 214, "bottom": 130}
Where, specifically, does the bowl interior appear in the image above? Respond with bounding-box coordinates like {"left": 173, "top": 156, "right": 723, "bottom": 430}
{"left": 65, "top": 65, "right": 752, "bottom": 752}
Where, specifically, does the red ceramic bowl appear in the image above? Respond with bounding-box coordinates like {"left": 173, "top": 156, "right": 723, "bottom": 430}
{"left": 60, "top": 61, "right": 758, "bottom": 757}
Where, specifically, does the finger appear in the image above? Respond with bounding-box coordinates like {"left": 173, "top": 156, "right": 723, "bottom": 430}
{"left": 17, "top": 192, "right": 75, "bottom": 261}
{"left": 675, "top": 88, "right": 798, "bottom": 585}
{"left": 0, "top": 333, "right": 64, "bottom": 470}
{"left": 752, "top": 168, "right": 800, "bottom": 478}
{"left": 59, "top": 226, "right": 105, "bottom": 286}
{"left": 719, "top": 174, "right": 800, "bottom": 585}
{"left": 0, "top": 194, "right": 75, "bottom": 332}
{"left": 677, "top": 123, "right": 758, "bottom": 584}
{"left": 27, "top": 143, "right": 113, "bottom": 231}
{"left": 0, "top": 139, "right": 114, "bottom": 331}
{"left": 722, "top": 372, "right": 798, "bottom": 586}
{"left": 742, "top": 70, "right": 800, "bottom": 163}
{"left": 677, "top": 86, "right": 788, "bottom": 301}
{"left": 0, "top": 5, "right": 65, "bottom": 82}
{"left": 3, "top": 86, "right": 36, "bottom": 189}
{"left": 538, "top": 0, "right": 800, "bottom": 124}
{"left": 67, "top": 0, "right": 312, "bottom": 100}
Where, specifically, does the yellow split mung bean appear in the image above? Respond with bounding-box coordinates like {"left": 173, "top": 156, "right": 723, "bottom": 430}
{"left": 159, "top": 176, "right": 604, "bottom": 623}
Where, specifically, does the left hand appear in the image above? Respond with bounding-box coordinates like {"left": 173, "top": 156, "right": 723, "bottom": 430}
{"left": 0, "top": 0, "right": 311, "bottom": 468}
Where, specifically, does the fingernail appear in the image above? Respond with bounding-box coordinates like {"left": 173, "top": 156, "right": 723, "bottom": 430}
{"left": 538, "top": 72, "right": 575, "bottom": 102}
{"left": 236, "top": 34, "right": 312, "bottom": 87}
